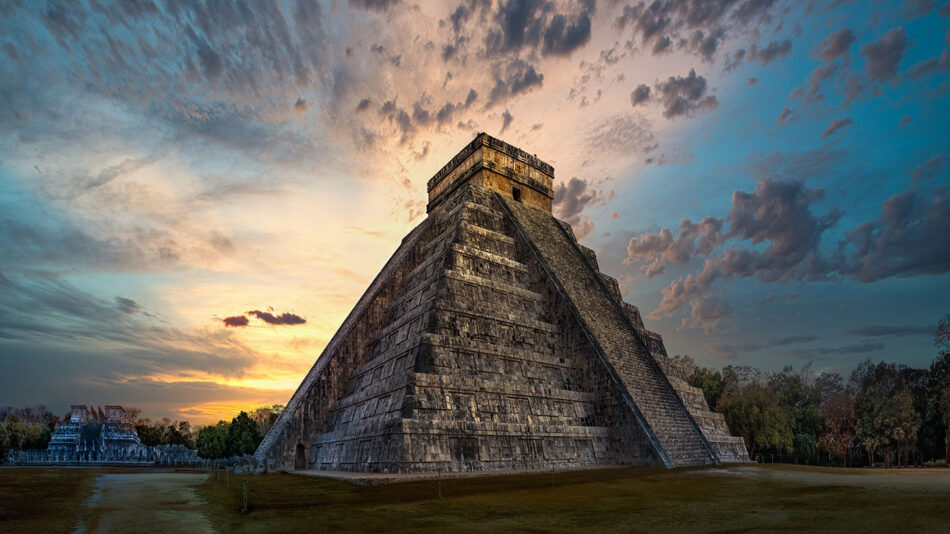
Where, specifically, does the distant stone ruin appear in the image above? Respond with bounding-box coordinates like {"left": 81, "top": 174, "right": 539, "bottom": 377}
{"left": 9, "top": 405, "right": 198, "bottom": 466}
{"left": 255, "top": 133, "right": 749, "bottom": 474}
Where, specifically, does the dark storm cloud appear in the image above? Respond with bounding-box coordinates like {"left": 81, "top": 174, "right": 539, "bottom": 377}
{"left": 654, "top": 69, "right": 718, "bottom": 119}
{"left": 748, "top": 39, "right": 792, "bottom": 65}
{"left": 813, "top": 28, "right": 856, "bottom": 61}
{"left": 630, "top": 84, "right": 651, "bottom": 106}
{"left": 247, "top": 310, "right": 307, "bottom": 325}
{"left": 847, "top": 325, "right": 935, "bottom": 337}
{"left": 860, "top": 27, "right": 908, "bottom": 82}
{"left": 821, "top": 117, "right": 853, "bottom": 138}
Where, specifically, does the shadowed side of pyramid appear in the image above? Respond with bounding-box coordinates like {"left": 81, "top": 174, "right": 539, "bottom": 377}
{"left": 254, "top": 134, "right": 749, "bottom": 473}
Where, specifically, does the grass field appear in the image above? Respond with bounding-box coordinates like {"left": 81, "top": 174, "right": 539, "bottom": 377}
{"left": 197, "top": 464, "right": 950, "bottom": 533}
{"left": 0, "top": 467, "right": 95, "bottom": 534}
{"left": 1, "top": 464, "right": 948, "bottom": 533}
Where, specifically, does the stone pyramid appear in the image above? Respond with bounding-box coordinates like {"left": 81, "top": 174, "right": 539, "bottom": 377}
{"left": 255, "top": 134, "right": 748, "bottom": 473}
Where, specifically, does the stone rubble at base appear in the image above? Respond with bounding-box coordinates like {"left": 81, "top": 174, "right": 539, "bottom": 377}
{"left": 254, "top": 133, "right": 750, "bottom": 474}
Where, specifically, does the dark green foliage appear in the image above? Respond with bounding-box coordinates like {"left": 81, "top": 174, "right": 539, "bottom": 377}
{"left": 135, "top": 423, "right": 164, "bottom": 447}
{"left": 225, "top": 411, "right": 263, "bottom": 457}
{"left": 718, "top": 381, "right": 793, "bottom": 457}
{"left": 196, "top": 422, "right": 229, "bottom": 459}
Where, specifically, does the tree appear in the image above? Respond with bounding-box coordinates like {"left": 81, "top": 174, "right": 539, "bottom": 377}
{"left": 935, "top": 313, "right": 950, "bottom": 357}
{"left": 769, "top": 366, "right": 822, "bottom": 464}
{"left": 135, "top": 420, "right": 164, "bottom": 447}
{"left": 718, "top": 382, "right": 793, "bottom": 458}
{"left": 248, "top": 405, "right": 284, "bottom": 437}
{"left": 225, "top": 412, "right": 263, "bottom": 457}
{"left": 690, "top": 368, "right": 725, "bottom": 410}
{"left": 854, "top": 361, "right": 895, "bottom": 466}
{"left": 817, "top": 388, "right": 856, "bottom": 466}
{"left": 196, "top": 422, "right": 229, "bottom": 459}
{"left": 881, "top": 388, "right": 921, "bottom": 467}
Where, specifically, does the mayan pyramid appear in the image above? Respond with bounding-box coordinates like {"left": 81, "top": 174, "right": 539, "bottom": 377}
{"left": 255, "top": 133, "right": 748, "bottom": 473}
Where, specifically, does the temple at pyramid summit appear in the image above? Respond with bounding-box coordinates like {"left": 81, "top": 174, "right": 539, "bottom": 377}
{"left": 255, "top": 133, "right": 749, "bottom": 473}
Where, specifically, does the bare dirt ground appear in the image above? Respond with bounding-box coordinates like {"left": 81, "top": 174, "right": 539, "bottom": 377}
{"left": 73, "top": 471, "right": 213, "bottom": 534}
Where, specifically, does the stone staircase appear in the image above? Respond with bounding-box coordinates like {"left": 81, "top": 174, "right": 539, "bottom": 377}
{"left": 498, "top": 193, "right": 719, "bottom": 467}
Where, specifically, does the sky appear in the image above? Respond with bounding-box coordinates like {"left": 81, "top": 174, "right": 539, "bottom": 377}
{"left": 1, "top": 0, "right": 948, "bottom": 424}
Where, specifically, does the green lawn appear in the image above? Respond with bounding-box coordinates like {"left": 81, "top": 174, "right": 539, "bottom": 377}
{"left": 196, "top": 464, "right": 950, "bottom": 533}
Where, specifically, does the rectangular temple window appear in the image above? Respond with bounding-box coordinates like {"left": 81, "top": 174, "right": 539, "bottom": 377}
{"left": 512, "top": 186, "right": 522, "bottom": 202}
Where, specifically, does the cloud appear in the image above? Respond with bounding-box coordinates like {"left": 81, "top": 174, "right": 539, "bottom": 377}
{"left": 628, "top": 178, "right": 842, "bottom": 319}
{"left": 821, "top": 117, "right": 853, "bottom": 138}
{"left": 749, "top": 40, "right": 792, "bottom": 65}
{"left": 654, "top": 69, "right": 718, "bottom": 119}
{"left": 349, "top": 0, "right": 401, "bottom": 12}
{"left": 837, "top": 188, "right": 950, "bottom": 282}
{"left": 776, "top": 107, "right": 793, "bottom": 124}
{"left": 678, "top": 296, "right": 732, "bottom": 334}
{"left": 910, "top": 154, "right": 948, "bottom": 182}
{"left": 294, "top": 98, "right": 311, "bottom": 113}
{"left": 223, "top": 315, "right": 250, "bottom": 327}
{"left": 501, "top": 109, "right": 514, "bottom": 133}
{"left": 246, "top": 310, "right": 307, "bottom": 325}
{"left": 847, "top": 325, "right": 934, "bottom": 337}
{"left": 746, "top": 77, "right": 759, "bottom": 85}
{"left": 634, "top": 177, "right": 950, "bottom": 321}
{"left": 616, "top": 0, "right": 779, "bottom": 62}
{"left": 487, "top": 59, "right": 544, "bottom": 107}
{"left": 114, "top": 297, "right": 142, "bottom": 314}
{"left": 630, "top": 84, "right": 651, "bottom": 106}
{"left": 783, "top": 342, "right": 884, "bottom": 360}
{"left": 899, "top": 114, "right": 912, "bottom": 126}
{"left": 553, "top": 177, "right": 604, "bottom": 239}
{"left": 584, "top": 114, "right": 658, "bottom": 156}
{"left": 542, "top": 10, "right": 593, "bottom": 56}
{"left": 0, "top": 272, "right": 258, "bottom": 378}
{"left": 813, "top": 28, "right": 856, "bottom": 61}
{"left": 860, "top": 27, "right": 908, "bottom": 82}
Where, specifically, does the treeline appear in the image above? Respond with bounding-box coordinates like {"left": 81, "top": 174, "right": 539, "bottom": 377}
{"left": 681, "top": 316, "right": 950, "bottom": 467}
{"left": 0, "top": 405, "right": 59, "bottom": 456}
{"left": 0, "top": 404, "right": 283, "bottom": 462}
{"left": 195, "top": 405, "right": 283, "bottom": 459}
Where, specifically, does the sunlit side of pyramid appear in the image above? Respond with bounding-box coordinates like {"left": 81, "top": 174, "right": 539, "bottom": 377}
{"left": 255, "top": 134, "right": 749, "bottom": 473}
